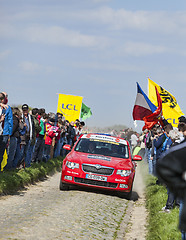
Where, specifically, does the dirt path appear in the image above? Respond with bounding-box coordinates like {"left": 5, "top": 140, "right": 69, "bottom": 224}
{"left": 124, "top": 162, "right": 148, "bottom": 240}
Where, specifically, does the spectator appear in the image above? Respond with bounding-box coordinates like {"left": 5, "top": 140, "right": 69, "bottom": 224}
{"left": 178, "top": 116, "right": 186, "bottom": 124}
{"left": 5, "top": 108, "right": 20, "bottom": 169}
{"left": 150, "top": 127, "right": 158, "bottom": 176}
{"left": 130, "top": 132, "right": 138, "bottom": 151}
{"left": 0, "top": 92, "right": 13, "bottom": 169}
{"left": 32, "top": 108, "right": 41, "bottom": 137}
{"left": 144, "top": 129, "right": 153, "bottom": 174}
{"left": 14, "top": 111, "right": 26, "bottom": 168}
{"left": 74, "top": 119, "right": 84, "bottom": 142}
{"left": 138, "top": 131, "right": 146, "bottom": 159}
{"left": 154, "top": 124, "right": 173, "bottom": 183}
{"left": 161, "top": 128, "right": 182, "bottom": 213}
{"left": 66, "top": 120, "right": 76, "bottom": 146}
{"left": 20, "top": 104, "right": 35, "bottom": 168}
{"left": 43, "top": 117, "right": 57, "bottom": 162}
{"left": 54, "top": 112, "right": 63, "bottom": 126}
{"left": 53, "top": 112, "right": 63, "bottom": 157}
{"left": 178, "top": 122, "right": 186, "bottom": 143}
{"left": 156, "top": 140, "right": 186, "bottom": 239}
{"left": 54, "top": 118, "right": 66, "bottom": 158}
{"left": 154, "top": 124, "right": 173, "bottom": 161}
{"left": 32, "top": 109, "right": 45, "bottom": 163}
{"left": 31, "top": 108, "right": 41, "bottom": 157}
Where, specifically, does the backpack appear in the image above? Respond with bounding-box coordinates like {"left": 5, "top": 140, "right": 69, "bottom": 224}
{"left": 34, "top": 117, "right": 42, "bottom": 135}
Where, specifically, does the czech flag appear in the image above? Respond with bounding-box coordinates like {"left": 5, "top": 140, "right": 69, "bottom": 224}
{"left": 133, "top": 82, "right": 157, "bottom": 121}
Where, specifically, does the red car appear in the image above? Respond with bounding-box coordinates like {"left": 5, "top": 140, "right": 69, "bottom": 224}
{"left": 60, "top": 133, "right": 142, "bottom": 199}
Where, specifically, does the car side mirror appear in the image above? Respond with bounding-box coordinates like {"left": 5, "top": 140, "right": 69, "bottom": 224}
{"left": 63, "top": 144, "right": 71, "bottom": 151}
{"left": 133, "top": 155, "right": 142, "bottom": 161}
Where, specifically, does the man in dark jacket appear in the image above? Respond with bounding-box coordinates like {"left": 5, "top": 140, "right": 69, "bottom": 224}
{"left": 156, "top": 140, "right": 186, "bottom": 238}
{"left": 154, "top": 124, "right": 173, "bottom": 161}
{"left": 66, "top": 120, "right": 76, "bottom": 146}
{"left": 20, "top": 104, "right": 35, "bottom": 168}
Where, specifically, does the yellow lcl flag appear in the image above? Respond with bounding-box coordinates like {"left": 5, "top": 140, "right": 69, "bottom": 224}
{"left": 57, "top": 94, "right": 83, "bottom": 123}
{"left": 148, "top": 78, "right": 184, "bottom": 127}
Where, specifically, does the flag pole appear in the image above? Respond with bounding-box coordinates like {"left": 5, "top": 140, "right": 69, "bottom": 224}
{"left": 147, "top": 77, "right": 149, "bottom": 97}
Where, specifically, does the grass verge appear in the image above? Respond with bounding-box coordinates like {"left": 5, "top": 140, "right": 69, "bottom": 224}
{"left": 0, "top": 157, "right": 63, "bottom": 195}
{"left": 142, "top": 161, "right": 181, "bottom": 240}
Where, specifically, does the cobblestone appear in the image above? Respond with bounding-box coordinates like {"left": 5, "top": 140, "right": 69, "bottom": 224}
{"left": 0, "top": 172, "right": 132, "bottom": 240}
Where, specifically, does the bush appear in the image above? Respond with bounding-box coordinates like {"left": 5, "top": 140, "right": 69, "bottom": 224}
{"left": 0, "top": 157, "right": 63, "bottom": 195}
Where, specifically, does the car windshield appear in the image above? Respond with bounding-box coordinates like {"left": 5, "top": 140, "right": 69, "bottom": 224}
{"left": 74, "top": 138, "right": 129, "bottom": 159}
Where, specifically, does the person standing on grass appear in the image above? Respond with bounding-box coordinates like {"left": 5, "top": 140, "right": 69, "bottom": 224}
{"left": 154, "top": 124, "right": 173, "bottom": 183}
{"left": 20, "top": 104, "right": 35, "bottom": 168}
{"left": 161, "top": 128, "right": 182, "bottom": 213}
{"left": 32, "top": 109, "right": 46, "bottom": 163}
{"left": 156, "top": 135, "right": 186, "bottom": 240}
{"left": 66, "top": 120, "right": 76, "bottom": 146}
{"left": 31, "top": 108, "right": 41, "bottom": 163}
{"left": 144, "top": 129, "right": 153, "bottom": 174}
{"left": 13, "top": 110, "right": 26, "bottom": 169}
{"left": 0, "top": 92, "right": 13, "bottom": 169}
{"left": 5, "top": 108, "right": 20, "bottom": 170}
{"left": 43, "top": 117, "right": 57, "bottom": 161}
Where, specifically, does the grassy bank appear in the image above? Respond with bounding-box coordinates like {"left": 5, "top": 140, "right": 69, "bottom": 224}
{"left": 143, "top": 162, "right": 181, "bottom": 240}
{"left": 0, "top": 157, "right": 63, "bottom": 195}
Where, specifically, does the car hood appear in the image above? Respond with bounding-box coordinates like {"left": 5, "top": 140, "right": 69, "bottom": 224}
{"left": 68, "top": 151, "right": 133, "bottom": 169}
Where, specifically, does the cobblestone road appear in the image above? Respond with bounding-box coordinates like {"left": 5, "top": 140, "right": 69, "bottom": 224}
{"left": 0, "top": 172, "right": 134, "bottom": 240}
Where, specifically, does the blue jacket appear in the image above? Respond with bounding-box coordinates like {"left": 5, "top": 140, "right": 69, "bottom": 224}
{"left": 154, "top": 133, "right": 172, "bottom": 159}
{"left": 2, "top": 105, "right": 13, "bottom": 135}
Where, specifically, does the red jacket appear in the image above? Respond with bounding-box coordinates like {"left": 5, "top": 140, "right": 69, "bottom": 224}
{"left": 45, "top": 123, "right": 58, "bottom": 145}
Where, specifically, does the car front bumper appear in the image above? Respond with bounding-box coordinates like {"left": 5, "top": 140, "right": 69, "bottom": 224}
{"left": 61, "top": 168, "right": 134, "bottom": 192}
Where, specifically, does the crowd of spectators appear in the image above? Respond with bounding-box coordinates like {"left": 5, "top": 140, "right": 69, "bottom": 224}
{"left": 141, "top": 116, "right": 186, "bottom": 239}
{"left": 1, "top": 90, "right": 186, "bottom": 238}
{"left": 0, "top": 92, "right": 85, "bottom": 171}
{"left": 142, "top": 117, "right": 186, "bottom": 182}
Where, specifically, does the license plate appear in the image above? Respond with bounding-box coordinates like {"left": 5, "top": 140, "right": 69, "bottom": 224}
{"left": 86, "top": 174, "right": 107, "bottom": 181}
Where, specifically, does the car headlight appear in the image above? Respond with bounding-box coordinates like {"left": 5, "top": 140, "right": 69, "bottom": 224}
{"left": 66, "top": 161, "right": 79, "bottom": 169}
{"left": 116, "top": 170, "right": 131, "bottom": 177}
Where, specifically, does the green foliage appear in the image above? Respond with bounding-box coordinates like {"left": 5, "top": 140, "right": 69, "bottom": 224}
{"left": 0, "top": 157, "right": 63, "bottom": 195}
{"left": 145, "top": 174, "right": 181, "bottom": 240}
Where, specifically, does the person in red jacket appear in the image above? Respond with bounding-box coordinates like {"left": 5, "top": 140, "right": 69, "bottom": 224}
{"left": 43, "top": 118, "right": 59, "bottom": 161}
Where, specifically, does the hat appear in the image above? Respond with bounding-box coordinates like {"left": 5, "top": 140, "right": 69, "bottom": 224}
{"left": 22, "top": 104, "right": 29, "bottom": 110}
{"left": 49, "top": 118, "right": 55, "bottom": 123}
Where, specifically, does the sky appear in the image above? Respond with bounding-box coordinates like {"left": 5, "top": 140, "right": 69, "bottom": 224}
{"left": 0, "top": 0, "right": 186, "bottom": 131}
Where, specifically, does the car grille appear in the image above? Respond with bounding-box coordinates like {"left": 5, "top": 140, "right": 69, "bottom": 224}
{"left": 74, "top": 177, "right": 118, "bottom": 188}
{"left": 82, "top": 164, "right": 114, "bottom": 176}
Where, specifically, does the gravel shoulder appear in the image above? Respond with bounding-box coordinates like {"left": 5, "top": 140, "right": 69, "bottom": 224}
{"left": 124, "top": 162, "right": 148, "bottom": 240}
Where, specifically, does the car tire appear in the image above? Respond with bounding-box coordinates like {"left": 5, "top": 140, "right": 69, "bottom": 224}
{"left": 118, "top": 189, "right": 132, "bottom": 200}
{"left": 59, "top": 179, "right": 69, "bottom": 191}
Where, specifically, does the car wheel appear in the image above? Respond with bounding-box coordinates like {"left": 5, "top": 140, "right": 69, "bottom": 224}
{"left": 59, "top": 179, "right": 69, "bottom": 191}
{"left": 118, "top": 189, "right": 132, "bottom": 200}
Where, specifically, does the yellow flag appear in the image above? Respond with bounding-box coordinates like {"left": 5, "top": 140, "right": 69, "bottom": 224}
{"left": 1, "top": 149, "right": 7, "bottom": 171}
{"left": 148, "top": 78, "right": 184, "bottom": 127}
{"left": 57, "top": 94, "right": 83, "bottom": 123}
